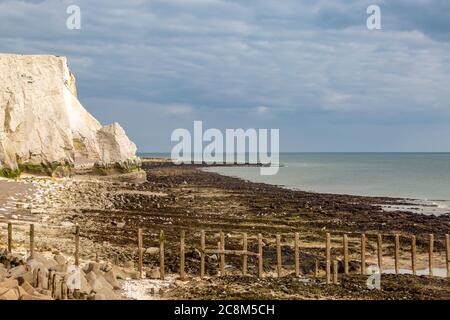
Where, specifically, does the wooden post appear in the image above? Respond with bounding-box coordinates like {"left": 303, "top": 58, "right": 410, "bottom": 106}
{"left": 429, "top": 234, "right": 434, "bottom": 277}
{"left": 394, "top": 234, "right": 400, "bottom": 274}
{"left": 200, "top": 230, "right": 205, "bottom": 279}
{"left": 377, "top": 234, "right": 383, "bottom": 273}
{"left": 219, "top": 231, "right": 225, "bottom": 276}
{"left": 294, "top": 232, "right": 300, "bottom": 277}
{"left": 61, "top": 276, "right": 67, "bottom": 300}
{"left": 343, "top": 234, "right": 349, "bottom": 275}
{"left": 137, "top": 228, "right": 143, "bottom": 279}
{"left": 315, "top": 259, "right": 319, "bottom": 278}
{"left": 333, "top": 260, "right": 338, "bottom": 284}
{"left": 160, "top": 230, "right": 165, "bottom": 280}
{"left": 30, "top": 224, "right": 35, "bottom": 259}
{"left": 48, "top": 270, "right": 54, "bottom": 292}
{"left": 7, "top": 222, "right": 12, "bottom": 253}
{"left": 74, "top": 225, "right": 80, "bottom": 267}
{"left": 51, "top": 273, "right": 56, "bottom": 299}
{"left": 360, "top": 234, "right": 366, "bottom": 275}
{"left": 258, "top": 233, "right": 263, "bottom": 278}
{"left": 276, "top": 234, "right": 282, "bottom": 278}
{"left": 32, "top": 269, "right": 38, "bottom": 287}
{"left": 180, "top": 230, "right": 186, "bottom": 280}
{"left": 446, "top": 234, "right": 450, "bottom": 278}
{"left": 411, "top": 235, "right": 416, "bottom": 276}
{"left": 242, "top": 233, "right": 248, "bottom": 276}
{"left": 326, "top": 233, "right": 331, "bottom": 284}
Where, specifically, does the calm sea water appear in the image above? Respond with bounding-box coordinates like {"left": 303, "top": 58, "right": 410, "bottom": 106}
{"left": 139, "top": 153, "right": 450, "bottom": 213}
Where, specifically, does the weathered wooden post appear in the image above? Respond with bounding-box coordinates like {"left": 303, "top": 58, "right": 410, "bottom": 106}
{"left": 242, "top": 233, "right": 248, "bottom": 276}
{"left": 137, "top": 228, "right": 143, "bottom": 278}
{"left": 429, "top": 234, "right": 434, "bottom": 277}
{"left": 219, "top": 231, "right": 225, "bottom": 276}
{"left": 377, "top": 234, "right": 383, "bottom": 273}
{"left": 446, "top": 234, "right": 450, "bottom": 278}
{"left": 200, "top": 230, "right": 205, "bottom": 279}
{"left": 30, "top": 224, "right": 35, "bottom": 259}
{"left": 61, "top": 276, "right": 68, "bottom": 300}
{"left": 48, "top": 270, "right": 53, "bottom": 291}
{"left": 160, "top": 230, "right": 165, "bottom": 280}
{"left": 343, "top": 234, "right": 349, "bottom": 275}
{"left": 32, "top": 268, "right": 38, "bottom": 287}
{"left": 180, "top": 230, "right": 186, "bottom": 280}
{"left": 315, "top": 259, "right": 319, "bottom": 278}
{"left": 326, "top": 233, "right": 331, "bottom": 284}
{"left": 276, "top": 234, "right": 282, "bottom": 278}
{"left": 394, "top": 234, "right": 400, "bottom": 275}
{"left": 360, "top": 234, "right": 366, "bottom": 275}
{"left": 411, "top": 235, "right": 416, "bottom": 276}
{"left": 75, "top": 225, "right": 80, "bottom": 267}
{"left": 333, "top": 260, "right": 338, "bottom": 284}
{"left": 294, "top": 232, "right": 300, "bottom": 277}
{"left": 258, "top": 233, "right": 263, "bottom": 278}
{"left": 7, "top": 222, "right": 12, "bottom": 253}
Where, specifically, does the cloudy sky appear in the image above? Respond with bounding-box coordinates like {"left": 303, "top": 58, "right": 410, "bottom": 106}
{"left": 1, "top": 0, "right": 450, "bottom": 152}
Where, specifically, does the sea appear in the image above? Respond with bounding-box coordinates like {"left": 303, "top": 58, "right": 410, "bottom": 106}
{"left": 139, "top": 152, "right": 450, "bottom": 216}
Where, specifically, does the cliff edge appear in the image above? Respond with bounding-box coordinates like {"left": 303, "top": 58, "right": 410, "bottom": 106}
{"left": 0, "top": 54, "right": 140, "bottom": 177}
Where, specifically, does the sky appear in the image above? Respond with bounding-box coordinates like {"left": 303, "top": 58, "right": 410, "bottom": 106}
{"left": 1, "top": 0, "right": 450, "bottom": 152}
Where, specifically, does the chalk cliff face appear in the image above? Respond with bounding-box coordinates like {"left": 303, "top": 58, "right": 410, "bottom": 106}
{"left": 0, "top": 54, "right": 139, "bottom": 177}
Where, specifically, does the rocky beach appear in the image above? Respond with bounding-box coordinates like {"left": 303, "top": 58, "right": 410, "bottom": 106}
{"left": 1, "top": 159, "right": 449, "bottom": 300}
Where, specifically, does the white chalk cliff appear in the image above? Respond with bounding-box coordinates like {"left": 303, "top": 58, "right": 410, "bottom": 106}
{"left": 0, "top": 54, "right": 139, "bottom": 176}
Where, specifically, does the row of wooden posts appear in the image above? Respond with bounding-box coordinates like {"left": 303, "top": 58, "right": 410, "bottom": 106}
{"left": 3, "top": 223, "right": 449, "bottom": 284}
{"left": 4, "top": 223, "right": 81, "bottom": 267}
{"left": 136, "top": 228, "right": 450, "bottom": 283}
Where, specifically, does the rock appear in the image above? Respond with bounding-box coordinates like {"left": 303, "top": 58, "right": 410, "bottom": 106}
{"left": 49, "top": 264, "right": 67, "bottom": 273}
{"left": 7, "top": 265, "right": 27, "bottom": 278}
{"left": 27, "top": 252, "right": 57, "bottom": 269}
{"left": 84, "top": 262, "right": 100, "bottom": 275}
{"left": 95, "top": 123, "right": 140, "bottom": 170}
{"left": 20, "top": 280, "right": 36, "bottom": 295}
{"left": 0, "top": 54, "right": 139, "bottom": 176}
{"left": 103, "top": 270, "right": 121, "bottom": 290}
{"left": 0, "top": 279, "right": 18, "bottom": 289}
{"left": 111, "top": 266, "right": 128, "bottom": 280}
{"left": 53, "top": 254, "right": 67, "bottom": 265}
{"left": 145, "top": 247, "right": 159, "bottom": 255}
{"left": 94, "top": 287, "right": 117, "bottom": 300}
{"left": 20, "top": 293, "right": 53, "bottom": 300}
{"left": 85, "top": 271, "right": 113, "bottom": 293}
{"left": 79, "top": 273, "right": 92, "bottom": 295}
{"left": 0, "top": 288, "right": 19, "bottom": 300}
{"left": 124, "top": 261, "right": 134, "bottom": 269}
{"left": 148, "top": 268, "right": 160, "bottom": 279}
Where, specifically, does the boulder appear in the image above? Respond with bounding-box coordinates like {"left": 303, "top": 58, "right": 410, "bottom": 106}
{"left": 145, "top": 247, "right": 160, "bottom": 255}
{"left": 85, "top": 271, "right": 113, "bottom": 293}
{"left": 20, "top": 280, "right": 36, "bottom": 295}
{"left": 103, "top": 269, "right": 121, "bottom": 290}
{"left": 53, "top": 254, "right": 67, "bottom": 265}
{"left": 79, "top": 273, "right": 92, "bottom": 295}
{"left": 111, "top": 265, "right": 128, "bottom": 280}
{"left": 0, "top": 279, "right": 18, "bottom": 289}
{"left": 27, "top": 252, "right": 57, "bottom": 269}
{"left": 93, "top": 287, "right": 117, "bottom": 300}
{"left": 0, "top": 288, "right": 19, "bottom": 300}
{"left": 20, "top": 293, "right": 53, "bottom": 300}
{"left": 7, "top": 265, "right": 27, "bottom": 278}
